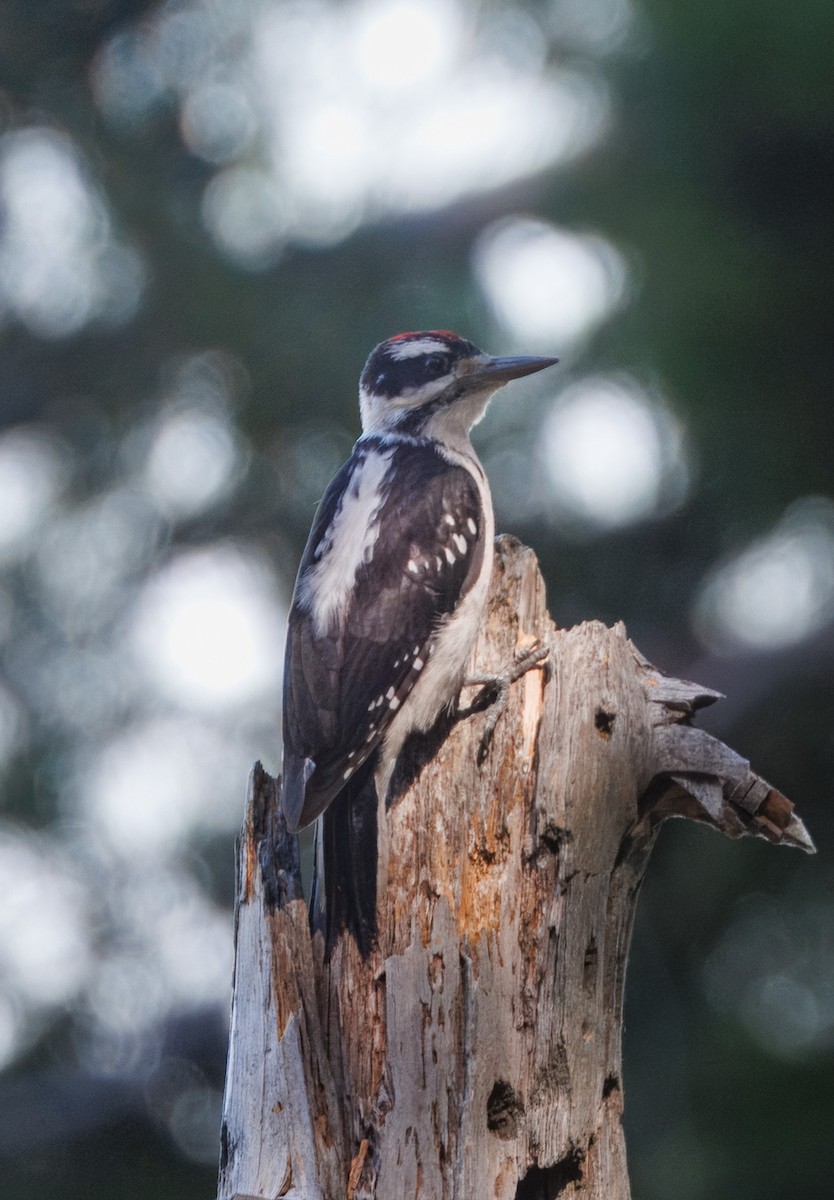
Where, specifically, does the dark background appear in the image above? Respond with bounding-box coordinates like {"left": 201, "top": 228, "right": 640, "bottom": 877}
{"left": 0, "top": 1, "right": 832, "bottom": 1196}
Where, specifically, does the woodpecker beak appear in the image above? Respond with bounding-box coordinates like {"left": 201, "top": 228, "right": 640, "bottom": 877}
{"left": 461, "top": 353, "right": 559, "bottom": 389}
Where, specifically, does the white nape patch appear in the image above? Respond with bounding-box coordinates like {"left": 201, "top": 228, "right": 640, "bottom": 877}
{"left": 453, "top": 533, "right": 467, "bottom": 554}
{"left": 387, "top": 338, "right": 450, "bottom": 360}
{"left": 297, "top": 447, "right": 393, "bottom": 635}
{"left": 467, "top": 517, "right": 477, "bottom": 535}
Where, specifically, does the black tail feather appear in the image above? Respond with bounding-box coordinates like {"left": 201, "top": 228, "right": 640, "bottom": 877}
{"left": 311, "top": 755, "right": 378, "bottom": 957}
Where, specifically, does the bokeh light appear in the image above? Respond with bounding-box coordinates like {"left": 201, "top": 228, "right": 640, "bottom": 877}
{"left": 0, "top": 826, "right": 91, "bottom": 1068}
{"left": 129, "top": 544, "right": 286, "bottom": 711}
{"left": 694, "top": 497, "right": 834, "bottom": 652}
{"left": 473, "top": 216, "right": 628, "bottom": 349}
{"left": 92, "top": 0, "right": 612, "bottom": 262}
{"left": 0, "top": 429, "right": 69, "bottom": 564}
{"left": 540, "top": 376, "right": 690, "bottom": 531}
{"left": 201, "top": 165, "right": 289, "bottom": 268}
{"left": 143, "top": 407, "right": 245, "bottom": 519}
{"left": 35, "top": 488, "right": 163, "bottom": 633}
{"left": 352, "top": 0, "right": 461, "bottom": 91}
{"left": 703, "top": 893, "right": 834, "bottom": 1058}
{"left": 0, "top": 129, "right": 145, "bottom": 336}
{"left": 0, "top": 683, "right": 27, "bottom": 768}
{"left": 77, "top": 865, "right": 232, "bottom": 1077}
{"left": 545, "top": 0, "right": 639, "bottom": 54}
{"left": 78, "top": 716, "right": 249, "bottom": 856}
{"left": 180, "top": 82, "right": 256, "bottom": 164}
{"left": 146, "top": 1057, "right": 224, "bottom": 1165}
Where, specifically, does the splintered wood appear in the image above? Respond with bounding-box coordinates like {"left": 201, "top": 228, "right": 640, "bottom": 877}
{"left": 217, "top": 536, "right": 813, "bottom": 1200}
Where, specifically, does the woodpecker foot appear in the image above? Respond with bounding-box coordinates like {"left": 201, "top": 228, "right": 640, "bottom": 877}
{"left": 462, "top": 641, "right": 550, "bottom": 763}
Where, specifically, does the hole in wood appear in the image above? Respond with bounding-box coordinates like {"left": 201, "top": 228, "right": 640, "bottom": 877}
{"left": 486, "top": 1079, "right": 524, "bottom": 1139}
{"left": 594, "top": 708, "right": 616, "bottom": 738}
{"left": 583, "top": 936, "right": 598, "bottom": 993}
{"left": 602, "top": 1073, "right": 620, "bottom": 1099}
{"left": 537, "top": 820, "right": 565, "bottom": 855}
{"left": 219, "top": 1120, "right": 231, "bottom": 1171}
{"left": 515, "top": 1150, "right": 584, "bottom": 1199}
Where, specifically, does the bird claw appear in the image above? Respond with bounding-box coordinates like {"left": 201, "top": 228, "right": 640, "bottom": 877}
{"left": 462, "top": 640, "right": 550, "bottom": 763}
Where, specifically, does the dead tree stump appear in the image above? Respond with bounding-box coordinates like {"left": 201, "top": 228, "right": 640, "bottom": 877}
{"left": 217, "top": 536, "right": 813, "bottom": 1200}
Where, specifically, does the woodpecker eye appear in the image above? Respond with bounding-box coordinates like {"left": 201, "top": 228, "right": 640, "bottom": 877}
{"left": 424, "top": 354, "right": 449, "bottom": 378}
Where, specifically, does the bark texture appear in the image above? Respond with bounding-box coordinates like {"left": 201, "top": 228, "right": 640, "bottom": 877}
{"left": 218, "top": 536, "right": 813, "bottom": 1200}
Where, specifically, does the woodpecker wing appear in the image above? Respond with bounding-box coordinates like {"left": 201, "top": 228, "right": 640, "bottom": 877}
{"left": 282, "top": 438, "right": 484, "bottom": 830}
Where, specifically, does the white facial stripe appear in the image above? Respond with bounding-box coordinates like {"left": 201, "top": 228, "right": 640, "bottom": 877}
{"left": 390, "top": 379, "right": 449, "bottom": 407}
{"left": 297, "top": 448, "right": 394, "bottom": 635}
{"left": 387, "top": 338, "right": 450, "bottom": 360}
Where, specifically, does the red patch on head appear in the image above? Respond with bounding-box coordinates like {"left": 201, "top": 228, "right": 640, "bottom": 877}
{"left": 387, "top": 329, "right": 463, "bottom": 343}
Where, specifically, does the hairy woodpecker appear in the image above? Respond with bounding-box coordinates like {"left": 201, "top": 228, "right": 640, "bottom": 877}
{"left": 281, "top": 330, "right": 558, "bottom": 951}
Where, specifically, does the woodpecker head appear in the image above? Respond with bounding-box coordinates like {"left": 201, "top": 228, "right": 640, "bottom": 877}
{"left": 359, "top": 331, "right": 558, "bottom": 440}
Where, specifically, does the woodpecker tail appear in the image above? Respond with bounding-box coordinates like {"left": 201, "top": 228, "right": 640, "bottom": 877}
{"left": 310, "top": 755, "right": 378, "bottom": 957}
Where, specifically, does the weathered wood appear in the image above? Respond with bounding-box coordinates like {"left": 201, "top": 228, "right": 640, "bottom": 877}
{"left": 218, "top": 536, "right": 813, "bottom": 1200}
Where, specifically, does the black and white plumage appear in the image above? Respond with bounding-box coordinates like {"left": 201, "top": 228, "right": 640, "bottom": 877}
{"left": 281, "top": 331, "right": 557, "bottom": 951}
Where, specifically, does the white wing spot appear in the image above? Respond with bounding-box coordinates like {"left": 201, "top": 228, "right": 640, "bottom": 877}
{"left": 348, "top": 750, "right": 355, "bottom": 759}
{"left": 343, "top": 767, "right": 353, "bottom": 780}
{"left": 389, "top": 696, "right": 400, "bottom": 710}
{"left": 453, "top": 533, "right": 467, "bottom": 554}
{"left": 386, "top": 686, "right": 395, "bottom": 700}
{"left": 414, "top": 657, "right": 424, "bottom": 671}
{"left": 467, "top": 517, "right": 477, "bottom": 535}
{"left": 442, "top": 513, "right": 455, "bottom": 526}
{"left": 413, "top": 645, "right": 420, "bottom": 655}
{"left": 435, "top": 556, "right": 443, "bottom": 570}
{"left": 367, "top": 700, "right": 375, "bottom": 711}
{"left": 444, "top": 546, "right": 455, "bottom": 564}
{"left": 407, "top": 559, "right": 419, "bottom": 574}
